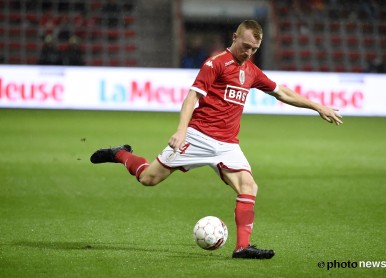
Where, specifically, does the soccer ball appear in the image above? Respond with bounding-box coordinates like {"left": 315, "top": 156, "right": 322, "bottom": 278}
{"left": 193, "top": 216, "right": 228, "bottom": 250}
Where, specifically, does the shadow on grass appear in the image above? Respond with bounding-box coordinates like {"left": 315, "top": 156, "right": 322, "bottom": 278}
{"left": 13, "top": 241, "right": 129, "bottom": 250}
{"left": 11, "top": 241, "right": 230, "bottom": 260}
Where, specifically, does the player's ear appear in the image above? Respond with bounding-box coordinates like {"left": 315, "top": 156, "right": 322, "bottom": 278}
{"left": 232, "top": 33, "right": 237, "bottom": 42}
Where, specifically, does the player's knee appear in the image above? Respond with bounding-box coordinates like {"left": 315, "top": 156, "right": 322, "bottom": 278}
{"left": 138, "top": 177, "right": 157, "bottom": 186}
{"left": 137, "top": 162, "right": 171, "bottom": 186}
{"left": 138, "top": 174, "right": 159, "bottom": 186}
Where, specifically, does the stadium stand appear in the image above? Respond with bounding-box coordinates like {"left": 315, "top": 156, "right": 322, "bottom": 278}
{"left": 272, "top": 0, "right": 385, "bottom": 72}
{"left": 0, "top": 0, "right": 137, "bottom": 66}
{"left": 0, "top": 0, "right": 384, "bottom": 72}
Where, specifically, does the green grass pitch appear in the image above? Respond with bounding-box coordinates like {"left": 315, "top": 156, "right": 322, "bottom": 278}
{"left": 0, "top": 108, "right": 385, "bottom": 277}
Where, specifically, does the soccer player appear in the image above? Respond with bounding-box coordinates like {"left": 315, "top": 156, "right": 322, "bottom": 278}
{"left": 90, "top": 20, "right": 343, "bottom": 259}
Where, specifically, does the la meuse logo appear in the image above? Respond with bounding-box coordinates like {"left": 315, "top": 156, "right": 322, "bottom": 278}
{"left": 0, "top": 78, "right": 64, "bottom": 102}
{"left": 100, "top": 79, "right": 364, "bottom": 109}
{"left": 99, "top": 80, "right": 189, "bottom": 104}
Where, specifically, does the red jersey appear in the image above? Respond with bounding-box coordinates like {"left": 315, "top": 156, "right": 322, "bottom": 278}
{"left": 189, "top": 49, "right": 278, "bottom": 143}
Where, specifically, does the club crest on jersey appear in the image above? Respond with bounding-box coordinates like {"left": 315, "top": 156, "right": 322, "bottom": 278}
{"left": 165, "top": 151, "right": 176, "bottom": 162}
{"left": 239, "top": 70, "right": 245, "bottom": 85}
{"left": 224, "top": 85, "right": 248, "bottom": 106}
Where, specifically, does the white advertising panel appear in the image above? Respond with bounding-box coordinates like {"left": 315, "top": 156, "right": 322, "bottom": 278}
{"left": 0, "top": 65, "right": 385, "bottom": 116}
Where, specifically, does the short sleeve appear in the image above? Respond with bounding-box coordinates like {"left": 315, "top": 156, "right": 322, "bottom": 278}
{"left": 191, "top": 58, "right": 223, "bottom": 96}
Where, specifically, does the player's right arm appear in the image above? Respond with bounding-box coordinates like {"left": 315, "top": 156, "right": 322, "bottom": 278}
{"left": 168, "top": 89, "right": 201, "bottom": 151}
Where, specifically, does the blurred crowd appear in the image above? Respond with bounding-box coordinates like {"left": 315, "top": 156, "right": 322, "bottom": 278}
{"left": 34, "top": 0, "right": 134, "bottom": 66}
{"left": 38, "top": 34, "right": 84, "bottom": 66}
{"left": 1, "top": 0, "right": 384, "bottom": 72}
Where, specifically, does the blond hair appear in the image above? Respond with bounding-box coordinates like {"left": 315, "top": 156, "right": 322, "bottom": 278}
{"left": 235, "top": 20, "right": 263, "bottom": 40}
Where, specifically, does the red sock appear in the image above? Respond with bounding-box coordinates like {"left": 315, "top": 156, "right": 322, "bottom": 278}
{"left": 115, "top": 150, "right": 149, "bottom": 180}
{"left": 234, "top": 194, "right": 256, "bottom": 251}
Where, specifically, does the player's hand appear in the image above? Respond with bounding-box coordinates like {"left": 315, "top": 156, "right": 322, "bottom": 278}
{"left": 318, "top": 106, "right": 343, "bottom": 125}
{"left": 168, "top": 130, "right": 186, "bottom": 152}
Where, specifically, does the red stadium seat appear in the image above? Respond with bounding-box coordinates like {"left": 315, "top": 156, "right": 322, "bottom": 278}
{"left": 90, "top": 58, "right": 103, "bottom": 66}
{"left": 381, "top": 37, "right": 386, "bottom": 48}
{"left": 278, "top": 20, "right": 291, "bottom": 32}
{"left": 124, "top": 44, "right": 137, "bottom": 52}
{"left": 334, "top": 65, "right": 346, "bottom": 72}
{"left": 91, "top": 30, "right": 103, "bottom": 40}
{"left": 318, "top": 65, "right": 330, "bottom": 72}
{"left": 9, "top": 41, "right": 22, "bottom": 49}
{"left": 348, "top": 51, "right": 361, "bottom": 61}
{"left": 365, "top": 52, "right": 376, "bottom": 61}
{"left": 350, "top": 66, "right": 363, "bottom": 73}
{"left": 361, "top": 23, "right": 374, "bottom": 33}
{"left": 279, "top": 49, "right": 295, "bottom": 60}
{"left": 109, "top": 59, "right": 122, "bottom": 67}
{"left": 298, "top": 35, "right": 309, "bottom": 46}
{"left": 9, "top": 13, "right": 21, "bottom": 24}
{"left": 123, "top": 16, "right": 135, "bottom": 25}
{"left": 125, "top": 59, "right": 138, "bottom": 66}
{"left": 379, "top": 23, "right": 386, "bottom": 34}
{"left": 276, "top": 5, "right": 289, "bottom": 15}
{"left": 316, "top": 50, "right": 327, "bottom": 60}
{"left": 314, "top": 35, "right": 323, "bottom": 44}
{"left": 26, "top": 14, "right": 39, "bottom": 24}
{"left": 107, "top": 44, "right": 120, "bottom": 52}
{"left": 85, "top": 16, "right": 100, "bottom": 28}
{"left": 124, "top": 30, "right": 136, "bottom": 38}
{"left": 26, "top": 42, "right": 39, "bottom": 50}
{"left": 26, "top": 57, "right": 37, "bottom": 64}
{"left": 77, "top": 44, "right": 86, "bottom": 52}
{"left": 362, "top": 36, "right": 375, "bottom": 47}
{"left": 301, "top": 64, "right": 313, "bottom": 71}
{"left": 330, "top": 35, "right": 342, "bottom": 47}
{"left": 329, "top": 21, "right": 340, "bottom": 33}
{"left": 332, "top": 50, "right": 344, "bottom": 60}
{"left": 90, "top": 2, "right": 103, "bottom": 10}
{"left": 25, "top": 27, "right": 39, "bottom": 38}
{"left": 281, "top": 64, "right": 296, "bottom": 71}
{"left": 300, "top": 50, "right": 311, "bottom": 59}
{"left": 344, "top": 21, "right": 357, "bottom": 33}
{"left": 346, "top": 36, "right": 359, "bottom": 47}
{"left": 91, "top": 44, "right": 104, "bottom": 53}
{"left": 106, "top": 29, "right": 119, "bottom": 40}
{"left": 9, "top": 27, "right": 22, "bottom": 37}
{"left": 58, "top": 43, "right": 68, "bottom": 51}
{"left": 313, "top": 21, "right": 325, "bottom": 32}
{"left": 74, "top": 29, "right": 87, "bottom": 39}
{"left": 279, "top": 34, "right": 293, "bottom": 46}
{"left": 8, "top": 56, "right": 22, "bottom": 64}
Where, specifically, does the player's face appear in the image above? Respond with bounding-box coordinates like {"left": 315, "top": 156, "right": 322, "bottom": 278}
{"left": 231, "top": 29, "right": 261, "bottom": 65}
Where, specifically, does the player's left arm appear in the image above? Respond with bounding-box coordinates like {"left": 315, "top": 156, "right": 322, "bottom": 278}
{"left": 268, "top": 85, "right": 343, "bottom": 125}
